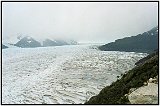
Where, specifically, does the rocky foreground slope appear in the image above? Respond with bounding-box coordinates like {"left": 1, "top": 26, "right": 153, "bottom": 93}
{"left": 128, "top": 76, "right": 158, "bottom": 104}
{"left": 85, "top": 50, "right": 158, "bottom": 104}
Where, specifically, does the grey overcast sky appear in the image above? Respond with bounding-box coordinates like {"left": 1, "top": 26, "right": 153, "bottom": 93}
{"left": 2, "top": 2, "right": 158, "bottom": 43}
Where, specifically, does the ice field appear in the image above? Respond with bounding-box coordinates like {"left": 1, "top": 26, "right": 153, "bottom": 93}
{"left": 2, "top": 44, "right": 147, "bottom": 104}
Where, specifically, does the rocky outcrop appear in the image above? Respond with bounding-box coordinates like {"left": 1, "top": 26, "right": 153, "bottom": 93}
{"left": 2, "top": 44, "right": 8, "bottom": 49}
{"left": 128, "top": 76, "right": 158, "bottom": 104}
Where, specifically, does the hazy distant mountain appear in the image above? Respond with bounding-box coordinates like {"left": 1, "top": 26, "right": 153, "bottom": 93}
{"left": 65, "top": 40, "right": 78, "bottom": 45}
{"left": 43, "top": 39, "right": 78, "bottom": 47}
{"left": 3, "top": 36, "right": 78, "bottom": 48}
{"left": 14, "top": 36, "right": 41, "bottom": 48}
{"left": 2, "top": 44, "right": 8, "bottom": 49}
{"left": 99, "top": 26, "right": 158, "bottom": 53}
{"left": 43, "top": 39, "right": 58, "bottom": 46}
{"left": 52, "top": 39, "right": 68, "bottom": 46}
{"left": 3, "top": 43, "right": 19, "bottom": 48}
{"left": 3, "top": 35, "right": 78, "bottom": 48}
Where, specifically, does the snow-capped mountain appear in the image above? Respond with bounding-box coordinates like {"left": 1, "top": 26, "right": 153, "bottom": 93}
{"left": 43, "top": 39, "right": 67, "bottom": 47}
{"left": 3, "top": 36, "right": 78, "bottom": 48}
{"left": 43, "top": 39, "right": 78, "bottom": 47}
{"left": 43, "top": 39, "right": 57, "bottom": 47}
{"left": 14, "top": 36, "right": 42, "bottom": 48}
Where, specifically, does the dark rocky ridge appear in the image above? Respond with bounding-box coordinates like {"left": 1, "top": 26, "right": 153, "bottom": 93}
{"left": 2, "top": 44, "right": 8, "bottom": 49}
{"left": 99, "top": 26, "right": 158, "bottom": 53}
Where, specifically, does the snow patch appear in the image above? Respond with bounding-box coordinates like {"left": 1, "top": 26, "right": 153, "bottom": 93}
{"left": 27, "top": 41, "right": 32, "bottom": 43}
{"left": 27, "top": 36, "right": 31, "bottom": 40}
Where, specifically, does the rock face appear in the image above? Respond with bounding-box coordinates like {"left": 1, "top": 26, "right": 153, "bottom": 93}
{"left": 128, "top": 79, "right": 158, "bottom": 104}
{"left": 99, "top": 26, "right": 158, "bottom": 53}
{"left": 129, "top": 95, "right": 158, "bottom": 104}
{"left": 2, "top": 44, "right": 8, "bottom": 49}
{"left": 14, "top": 36, "right": 41, "bottom": 48}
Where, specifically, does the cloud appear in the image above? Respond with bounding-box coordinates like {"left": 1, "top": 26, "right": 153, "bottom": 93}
{"left": 2, "top": 2, "right": 158, "bottom": 43}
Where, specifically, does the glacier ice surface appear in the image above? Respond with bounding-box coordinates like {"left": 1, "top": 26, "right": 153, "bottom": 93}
{"left": 2, "top": 44, "right": 147, "bottom": 104}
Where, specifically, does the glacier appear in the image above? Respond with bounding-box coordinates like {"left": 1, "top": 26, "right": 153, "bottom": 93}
{"left": 2, "top": 44, "right": 147, "bottom": 104}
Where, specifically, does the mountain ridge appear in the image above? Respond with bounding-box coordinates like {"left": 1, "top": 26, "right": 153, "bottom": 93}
{"left": 99, "top": 26, "right": 158, "bottom": 53}
{"left": 3, "top": 36, "right": 78, "bottom": 48}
